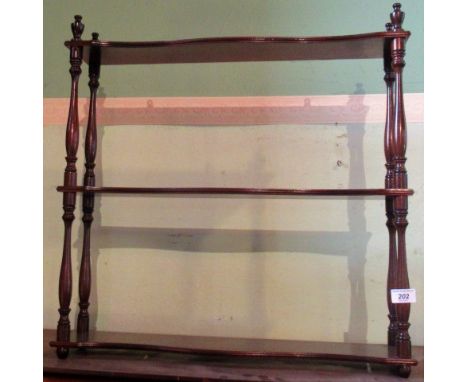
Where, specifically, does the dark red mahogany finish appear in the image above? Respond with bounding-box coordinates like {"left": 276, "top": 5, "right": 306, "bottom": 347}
{"left": 66, "top": 31, "right": 410, "bottom": 65}
{"left": 384, "top": 22, "right": 399, "bottom": 350}
{"left": 49, "top": 331, "right": 417, "bottom": 366}
{"left": 53, "top": 3, "right": 416, "bottom": 378}
{"left": 56, "top": 15, "right": 84, "bottom": 360}
{"left": 389, "top": 5, "right": 412, "bottom": 378}
{"left": 57, "top": 186, "right": 414, "bottom": 196}
{"left": 76, "top": 32, "right": 101, "bottom": 343}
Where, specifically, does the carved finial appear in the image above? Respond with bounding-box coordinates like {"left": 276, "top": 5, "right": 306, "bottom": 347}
{"left": 385, "top": 22, "right": 393, "bottom": 32}
{"left": 71, "top": 15, "right": 84, "bottom": 40}
{"left": 390, "top": 3, "right": 405, "bottom": 31}
{"left": 92, "top": 32, "right": 99, "bottom": 41}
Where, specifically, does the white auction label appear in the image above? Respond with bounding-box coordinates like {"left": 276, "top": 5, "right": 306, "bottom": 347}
{"left": 391, "top": 289, "right": 416, "bottom": 304}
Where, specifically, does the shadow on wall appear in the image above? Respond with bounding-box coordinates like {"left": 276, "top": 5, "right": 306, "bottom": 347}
{"left": 72, "top": 84, "right": 372, "bottom": 343}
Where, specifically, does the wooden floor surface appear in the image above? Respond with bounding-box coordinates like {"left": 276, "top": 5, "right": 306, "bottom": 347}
{"left": 43, "top": 330, "right": 423, "bottom": 381}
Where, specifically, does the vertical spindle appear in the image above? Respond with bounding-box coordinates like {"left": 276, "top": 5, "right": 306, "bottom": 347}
{"left": 384, "top": 22, "right": 398, "bottom": 348}
{"left": 77, "top": 33, "right": 101, "bottom": 341}
{"left": 390, "top": 3, "right": 412, "bottom": 377}
{"left": 56, "top": 15, "right": 84, "bottom": 359}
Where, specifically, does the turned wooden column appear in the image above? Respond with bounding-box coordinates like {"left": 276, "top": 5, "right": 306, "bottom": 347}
{"left": 383, "top": 22, "right": 398, "bottom": 348}
{"left": 57, "top": 15, "right": 84, "bottom": 359}
{"left": 77, "top": 33, "right": 101, "bottom": 342}
{"left": 390, "top": 3, "right": 412, "bottom": 369}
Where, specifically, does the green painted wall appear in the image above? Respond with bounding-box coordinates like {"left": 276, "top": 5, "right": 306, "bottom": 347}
{"left": 44, "top": 0, "right": 423, "bottom": 97}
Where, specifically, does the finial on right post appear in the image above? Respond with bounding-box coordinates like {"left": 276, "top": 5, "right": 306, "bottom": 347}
{"left": 390, "top": 3, "right": 405, "bottom": 31}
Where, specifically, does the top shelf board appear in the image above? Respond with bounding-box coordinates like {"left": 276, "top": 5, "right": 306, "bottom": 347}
{"left": 66, "top": 32, "right": 410, "bottom": 65}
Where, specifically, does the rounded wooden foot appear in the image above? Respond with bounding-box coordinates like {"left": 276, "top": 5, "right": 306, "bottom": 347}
{"left": 393, "top": 364, "right": 411, "bottom": 378}
{"left": 56, "top": 347, "right": 69, "bottom": 359}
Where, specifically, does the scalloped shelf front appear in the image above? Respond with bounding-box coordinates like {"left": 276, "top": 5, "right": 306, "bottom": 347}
{"left": 50, "top": 331, "right": 418, "bottom": 367}
{"left": 65, "top": 31, "right": 410, "bottom": 65}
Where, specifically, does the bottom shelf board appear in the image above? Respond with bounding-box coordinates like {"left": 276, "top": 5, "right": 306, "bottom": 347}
{"left": 49, "top": 330, "right": 417, "bottom": 367}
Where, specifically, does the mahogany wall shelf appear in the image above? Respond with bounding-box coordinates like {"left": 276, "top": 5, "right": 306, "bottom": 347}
{"left": 51, "top": 3, "right": 416, "bottom": 379}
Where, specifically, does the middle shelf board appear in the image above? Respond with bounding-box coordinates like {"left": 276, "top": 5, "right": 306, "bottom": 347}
{"left": 57, "top": 186, "right": 414, "bottom": 197}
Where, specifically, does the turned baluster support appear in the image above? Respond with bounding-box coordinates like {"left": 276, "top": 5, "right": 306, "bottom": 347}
{"left": 383, "top": 21, "right": 398, "bottom": 348}
{"left": 77, "top": 33, "right": 101, "bottom": 342}
{"left": 57, "top": 15, "right": 84, "bottom": 359}
{"left": 389, "top": 4, "right": 412, "bottom": 374}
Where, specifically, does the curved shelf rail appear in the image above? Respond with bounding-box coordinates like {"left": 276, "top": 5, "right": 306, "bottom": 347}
{"left": 65, "top": 31, "right": 410, "bottom": 65}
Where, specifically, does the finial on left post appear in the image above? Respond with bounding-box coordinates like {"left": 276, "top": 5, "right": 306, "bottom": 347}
{"left": 71, "top": 15, "right": 84, "bottom": 40}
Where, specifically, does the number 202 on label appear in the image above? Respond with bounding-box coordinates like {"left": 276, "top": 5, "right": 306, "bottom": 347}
{"left": 390, "top": 288, "right": 416, "bottom": 304}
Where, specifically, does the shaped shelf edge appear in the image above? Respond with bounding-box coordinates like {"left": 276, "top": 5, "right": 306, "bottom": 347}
{"left": 56, "top": 186, "right": 415, "bottom": 197}
{"left": 65, "top": 31, "right": 411, "bottom": 65}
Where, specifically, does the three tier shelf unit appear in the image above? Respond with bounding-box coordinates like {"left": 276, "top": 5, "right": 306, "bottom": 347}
{"left": 50, "top": 3, "right": 417, "bottom": 378}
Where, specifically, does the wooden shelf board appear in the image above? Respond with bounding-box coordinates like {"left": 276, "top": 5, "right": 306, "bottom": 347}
{"left": 56, "top": 186, "right": 414, "bottom": 196}
{"left": 49, "top": 330, "right": 417, "bottom": 367}
{"left": 65, "top": 31, "right": 410, "bottom": 65}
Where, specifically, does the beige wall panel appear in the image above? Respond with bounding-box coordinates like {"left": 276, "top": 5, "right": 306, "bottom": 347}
{"left": 44, "top": 118, "right": 423, "bottom": 345}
